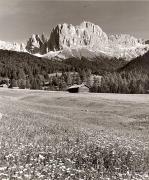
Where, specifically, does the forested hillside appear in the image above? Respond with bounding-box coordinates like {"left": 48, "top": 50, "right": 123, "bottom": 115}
{"left": 90, "top": 51, "right": 149, "bottom": 94}
{"left": 1, "top": 49, "right": 148, "bottom": 93}
{"left": 64, "top": 57, "right": 126, "bottom": 75}
{"left": 0, "top": 49, "right": 126, "bottom": 90}
{"left": 118, "top": 51, "right": 149, "bottom": 73}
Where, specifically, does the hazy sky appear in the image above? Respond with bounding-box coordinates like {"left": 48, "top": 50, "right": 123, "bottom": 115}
{"left": 0, "top": 0, "right": 149, "bottom": 42}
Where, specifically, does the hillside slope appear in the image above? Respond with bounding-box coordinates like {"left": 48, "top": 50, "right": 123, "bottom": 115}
{"left": 119, "top": 51, "right": 149, "bottom": 73}
{"left": 0, "top": 49, "right": 126, "bottom": 78}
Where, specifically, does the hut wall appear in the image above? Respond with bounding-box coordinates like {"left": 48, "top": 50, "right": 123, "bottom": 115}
{"left": 68, "top": 87, "right": 79, "bottom": 93}
{"left": 79, "top": 86, "right": 89, "bottom": 93}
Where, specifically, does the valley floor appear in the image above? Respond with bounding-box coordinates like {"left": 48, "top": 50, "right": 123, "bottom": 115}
{"left": 0, "top": 89, "right": 148, "bottom": 179}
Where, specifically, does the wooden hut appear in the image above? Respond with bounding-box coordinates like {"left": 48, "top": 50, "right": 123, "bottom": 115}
{"left": 67, "top": 84, "right": 89, "bottom": 93}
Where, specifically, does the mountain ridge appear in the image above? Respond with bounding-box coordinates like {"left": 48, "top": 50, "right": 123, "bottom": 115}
{"left": 0, "top": 21, "right": 149, "bottom": 61}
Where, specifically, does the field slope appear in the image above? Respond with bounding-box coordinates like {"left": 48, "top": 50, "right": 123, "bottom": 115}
{"left": 0, "top": 89, "right": 148, "bottom": 179}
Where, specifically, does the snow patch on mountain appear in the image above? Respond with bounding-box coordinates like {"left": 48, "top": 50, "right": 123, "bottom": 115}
{"left": 0, "top": 40, "right": 26, "bottom": 52}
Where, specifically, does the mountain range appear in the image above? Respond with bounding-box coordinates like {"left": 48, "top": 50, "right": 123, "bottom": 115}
{"left": 0, "top": 21, "right": 149, "bottom": 61}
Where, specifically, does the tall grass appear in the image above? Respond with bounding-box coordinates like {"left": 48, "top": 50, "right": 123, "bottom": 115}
{"left": 0, "top": 116, "right": 148, "bottom": 180}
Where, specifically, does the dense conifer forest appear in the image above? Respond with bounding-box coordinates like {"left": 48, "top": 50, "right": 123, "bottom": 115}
{"left": 0, "top": 49, "right": 149, "bottom": 93}
{"left": 0, "top": 50, "right": 125, "bottom": 90}
{"left": 90, "top": 71, "right": 149, "bottom": 94}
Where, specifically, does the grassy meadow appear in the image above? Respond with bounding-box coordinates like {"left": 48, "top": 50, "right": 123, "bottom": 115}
{"left": 0, "top": 89, "right": 149, "bottom": 179}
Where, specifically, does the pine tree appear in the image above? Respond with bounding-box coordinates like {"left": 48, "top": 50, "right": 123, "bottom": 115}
{"left": 75, "top": 74, "right": 81, "bottom": 85}
{"left": 18, "top": 68, "right": 26, "bottom": 80}
{"left": 18, "top": 79, "right": 26, "bottom": 89}
{"left": 26, "top": 79, "right": 31, "bottom": 89}
{"left": 10, "top": 79, "right": 18, "bottom": 88}
{"left": 138, "top": 83, "right": 145, "bottom": 94}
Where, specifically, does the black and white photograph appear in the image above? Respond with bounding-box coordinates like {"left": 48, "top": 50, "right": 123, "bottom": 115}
{"left": 0, "top": 0, "right": 149, "bottom": 179}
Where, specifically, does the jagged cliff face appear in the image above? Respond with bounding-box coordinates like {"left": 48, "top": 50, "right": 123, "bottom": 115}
{"left": 48, "top": 22, "right": 144, "bottom": 51}
{"left": 46, "top": 21, "right": 149, "bottom": 60}
{"left": 48, "top": 22, "right": 108, "bottom": 51}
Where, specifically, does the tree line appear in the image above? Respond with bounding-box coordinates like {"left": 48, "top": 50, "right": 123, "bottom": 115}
{"left": 90, "top": 71, "right": 149, "bottom": 94}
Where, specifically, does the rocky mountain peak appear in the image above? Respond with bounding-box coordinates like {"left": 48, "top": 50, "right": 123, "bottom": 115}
{"left": 46, "top": 22, "right": 149, "bottom": 60}
{"left": 48, "top": 21, "right": 108, "bottom": 51}
{"left": 26, "top": 33, "right": 48, "bottom": 54}
{"left": 79, "top": 21, "right": 103, "bottom": 34}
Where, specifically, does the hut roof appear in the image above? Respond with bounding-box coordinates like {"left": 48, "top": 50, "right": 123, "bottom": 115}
{"left": 67, "top": 84, "right": 89, "bottom": 90}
